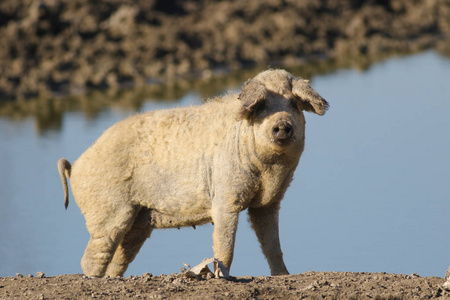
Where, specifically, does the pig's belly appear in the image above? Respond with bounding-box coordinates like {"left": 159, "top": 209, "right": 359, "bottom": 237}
{"left": 136, "top": 163, "right": 213, "bottom": 217}
{"left": 137, "top": 180, "right": 213, "bottom": 228}
{"left": 149, "top": 209, "right": 212, "bottom": 229}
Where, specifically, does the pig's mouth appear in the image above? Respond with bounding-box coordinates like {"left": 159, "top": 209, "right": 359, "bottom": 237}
{"left": 271, "top": 137, "right": 296, "bottom": 146}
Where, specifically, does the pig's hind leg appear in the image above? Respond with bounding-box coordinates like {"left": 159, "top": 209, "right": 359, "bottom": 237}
{"left": 81, "top": 205, "right": 140, "bottom": 277}
{"left": 105, "top": 207, "right": 154, "bottom": 277}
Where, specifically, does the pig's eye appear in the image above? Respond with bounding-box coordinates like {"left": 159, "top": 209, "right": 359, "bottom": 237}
{"left": 289, "top": 99, "right": 301, "bottom": 112}
{"left": 253, "top": 101, "right": 266, "bottom": 115}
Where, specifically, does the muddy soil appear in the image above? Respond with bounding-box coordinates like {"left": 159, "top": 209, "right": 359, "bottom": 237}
{"left": 0, "top": 0, "right": 449, "bottom": 100}
{"left": 1, "top": 271, "right": 449, "bottom": 299}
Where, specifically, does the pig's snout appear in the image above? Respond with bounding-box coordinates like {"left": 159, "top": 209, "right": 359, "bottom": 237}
{"left": 272, "top": 120, "right": 293, "bottom": 141}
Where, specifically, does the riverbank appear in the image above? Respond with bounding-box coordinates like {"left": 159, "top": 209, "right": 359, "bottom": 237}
{"left": 0, "top": 0, "right": 449, "bottom": 100}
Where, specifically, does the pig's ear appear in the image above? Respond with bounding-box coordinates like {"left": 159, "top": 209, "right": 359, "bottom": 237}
{"left": 291, "top": 78, "right": 329, "bottom": 115}
{"left": 237, "top": 79, "right": 268, "bottom": 120}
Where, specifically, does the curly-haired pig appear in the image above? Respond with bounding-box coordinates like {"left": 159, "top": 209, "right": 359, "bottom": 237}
{"left": 57, "top": 69, "right": 329, "bottom": 277}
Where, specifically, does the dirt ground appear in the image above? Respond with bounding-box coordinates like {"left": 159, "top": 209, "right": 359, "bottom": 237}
{"left": 1, "top": 0, "right": 449, "bottom": 100}
{"left": 1, "top": 271, "right": 449, "bottom": 299}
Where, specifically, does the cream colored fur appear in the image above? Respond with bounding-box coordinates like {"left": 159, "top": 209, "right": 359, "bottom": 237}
{"left": 57, "top": 69, "right": 329, "bottom": 277}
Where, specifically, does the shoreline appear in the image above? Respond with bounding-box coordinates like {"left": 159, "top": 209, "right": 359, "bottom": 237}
{"left": 0, "top": 0, "right": 449, "bottom": 101}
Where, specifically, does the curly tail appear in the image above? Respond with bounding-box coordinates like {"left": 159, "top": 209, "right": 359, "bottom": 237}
{"left": 57, "top": 158, "right": 72, "bottom": 209}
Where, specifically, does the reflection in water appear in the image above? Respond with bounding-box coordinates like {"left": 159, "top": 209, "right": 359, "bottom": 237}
{"left": 2, "top": 49, "right": 440, "bottom": 134}
{"left": 0, "top": 50, "right": 449, "bottom": 278}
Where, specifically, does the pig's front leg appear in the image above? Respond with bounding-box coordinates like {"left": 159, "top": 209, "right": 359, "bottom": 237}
{"left": 210, "top": 204, "right": 239, "bottom": 273}
{"left": 248, "top": 203, "right": 289, "bottom": 275}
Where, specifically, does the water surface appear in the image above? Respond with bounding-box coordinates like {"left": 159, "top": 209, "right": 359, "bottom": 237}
{"left": 0, "top": 50, "right": 449, "bottom": 278}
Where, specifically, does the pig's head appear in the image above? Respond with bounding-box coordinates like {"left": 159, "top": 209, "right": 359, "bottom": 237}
{"left": 237, "top": 69, "right": 328, "bottom": 160}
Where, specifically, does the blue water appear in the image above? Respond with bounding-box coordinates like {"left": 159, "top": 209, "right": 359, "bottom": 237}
{"left": 0, "top": 50, "right": 449, "bottom": 278}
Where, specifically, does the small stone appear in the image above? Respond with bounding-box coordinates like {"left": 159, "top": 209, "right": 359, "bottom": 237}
{"left": 446, "top": 266, "right": 450, "bottom": 278}
{"left": 36, "top": 272, "right": 45, "bottom": 278}
{"left": 330, "top": 282, "right": 341, "bottom": 288}
{"left": 206, "top": 272, "right": 214, "bottom": 279}
{"left": 28, "top": 274, "right": 34, "bottom": 278}
{"left": 16, "top": 273, "right": 23, "bottom": 277}
{"left": 410, "top": 273, "right": 420, "bottom": 278}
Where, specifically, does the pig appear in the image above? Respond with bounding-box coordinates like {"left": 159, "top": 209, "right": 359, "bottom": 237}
{"left": 57, "top": 69, "right": 329, "bottom": 277}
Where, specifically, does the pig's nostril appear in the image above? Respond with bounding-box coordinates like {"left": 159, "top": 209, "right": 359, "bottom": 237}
{"left": 285, "top": 126, "right": 292, "bottom": 135}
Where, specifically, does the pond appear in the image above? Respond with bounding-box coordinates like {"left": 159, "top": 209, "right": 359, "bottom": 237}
{"left": 0, "top": 50, "right": 449, "bottom": 278}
